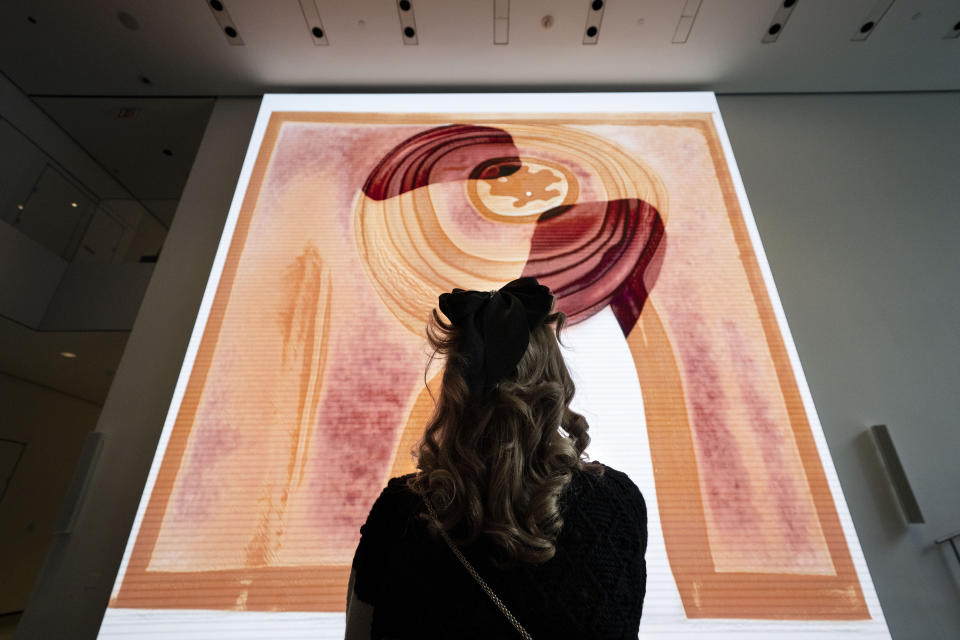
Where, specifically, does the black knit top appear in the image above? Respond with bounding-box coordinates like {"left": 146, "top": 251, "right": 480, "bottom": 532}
{"left": 351, "top": 465, "right": 647, "bottom": 639}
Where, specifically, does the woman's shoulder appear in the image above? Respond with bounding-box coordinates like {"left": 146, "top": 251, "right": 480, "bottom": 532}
{"left": 360, "top": 474, "right": 422, "bottom": 537}
{"left": 569, "top": 462, "right": 646, "bottom": 520}
{"left": 372, "top": 466, "right": 645, "bottom": 525}
{"left": 383, "top": 472, "right": 418, "bottom": 494}
{"left": 371, "top": 473, "right": 421, "bottom": 512}
{"left": 595, "top": 463, "right": 643, "bottom": 495}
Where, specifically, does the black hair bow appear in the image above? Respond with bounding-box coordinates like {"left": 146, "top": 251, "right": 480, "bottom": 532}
{"left": 438, "top": 277, "right": 554, "bottom": 398}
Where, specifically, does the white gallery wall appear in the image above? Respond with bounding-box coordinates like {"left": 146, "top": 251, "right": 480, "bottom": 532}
{"left": 717, "top": 92, "right": 960, "bottom": 640}
{"left": 13, "top": 92, "right": 959, "bottom": 640}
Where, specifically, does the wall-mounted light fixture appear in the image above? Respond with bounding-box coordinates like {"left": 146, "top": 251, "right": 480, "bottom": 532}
{"left": 935, "top": 530, "right": 960, "bottom": 568}
{"left": 869, "top": 424, "right": 924, "bottom": 524}
{"left": 944, "top": 19, "right": 960, "bottom": 39}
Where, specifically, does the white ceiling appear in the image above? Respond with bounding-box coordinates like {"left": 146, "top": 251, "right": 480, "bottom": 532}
{"left": 0, "top": 0, "right": 957, "bottom": 404}
{"left": 0, "top": 316, "right": 128, "bottom": 404}
{"left": 0, "top": 0, "right": 958, "bottom": 96}
{"left": 33, "top": 97, "right": 214, "bottom": 203}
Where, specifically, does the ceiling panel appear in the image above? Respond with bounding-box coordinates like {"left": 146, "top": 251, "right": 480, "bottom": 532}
{"left": 0, "top": 0, "right": 956, "bottom": 96}
{"left": 0, "top": 316, "right": 128, "bottom": 404}
{"left": 32, "top": 97, "right": 214, "bottom": 202}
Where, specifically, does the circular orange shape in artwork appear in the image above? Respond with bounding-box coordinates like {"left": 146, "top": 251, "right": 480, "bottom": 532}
{"left": 466, "top": 157, "right": 580, "bottom": 224}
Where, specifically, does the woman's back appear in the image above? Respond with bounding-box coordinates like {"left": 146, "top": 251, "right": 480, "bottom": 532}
{"left": 351, "top": 463, "right": 647, "bottom": 639}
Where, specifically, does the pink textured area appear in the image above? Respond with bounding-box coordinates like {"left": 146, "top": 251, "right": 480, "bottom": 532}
{"left": 584, "top": 121, "right": 839, "bottom": 574}
{"left": 150, "top": 123, "right": 441, "bottom": 570}
{"left": 173, "top": 383, "right": 242, "bottom": 522}
{"left": 301, "top": 321, "right": 420, "bottom": 540}
{"left": 673, "top": 312, "right": 761, "bottom": 534}
{"left": 722, "top": 320, "right": 832, "bottom": 570}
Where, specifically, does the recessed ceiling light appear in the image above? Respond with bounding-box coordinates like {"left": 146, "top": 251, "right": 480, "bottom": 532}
{"left": 298, "top": 0, "right": 330, "bottom": 45}
{"left": 397, "top": 0, "right": 418, "bottom": 45}
{"left": 71, "top": 202, "right": 78, "bottom": 207}
{"left": 60, "top": 351, "right": 77, "bottom": 358}
{"left": 17, "top": 204, "right": 24, "bottom": 210}
{"left": 851, "top": 0, "right": 894, "bottom": 41}
{"left": 206, "top": 1, "right": 244, "bottom": 45}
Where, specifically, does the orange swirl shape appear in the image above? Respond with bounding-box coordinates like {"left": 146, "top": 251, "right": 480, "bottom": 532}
{"left": 355, "top": 123, "right": 668, "bottom": 334}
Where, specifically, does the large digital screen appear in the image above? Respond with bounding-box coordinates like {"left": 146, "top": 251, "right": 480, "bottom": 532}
{"left": 99, "top": 93, "right": 889, "bottom": 638}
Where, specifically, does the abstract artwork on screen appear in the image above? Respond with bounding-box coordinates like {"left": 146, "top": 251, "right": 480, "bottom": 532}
{"left": 107, "top": 95, "right": 883, "bottom": 631}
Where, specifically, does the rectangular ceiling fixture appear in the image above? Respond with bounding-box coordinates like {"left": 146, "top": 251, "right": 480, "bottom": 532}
{"left": 582, "top": 0, "right": 605, "bottom": 45}
{"left": 206, "top": 0, "right": 244, "bottom": 46}
{"left": 851, "top": 0, "right": 895, "bottom": 41}
{"left": 762, "top": 0, "right": 799, "bottom": 44}
{"left": 397, "top": 0, "right": 418, "bottom": 45}
{"left": 672, "top": 0, "right": 702, "bottom": 44}
{"left": 298, "top": 0, "right": 329, "bottom": 46}
{"left": 494, "top": 0, "right": 510, "bottom": 45}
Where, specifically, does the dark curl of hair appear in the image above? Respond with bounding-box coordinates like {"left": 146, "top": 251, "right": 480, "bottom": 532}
{"left": 409, "top": 305, "right": 603, "bottom": 565}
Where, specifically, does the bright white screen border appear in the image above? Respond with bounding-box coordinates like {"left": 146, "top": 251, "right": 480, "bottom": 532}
{"left": 100, "top": 92, "right": 889, "bottom": 639}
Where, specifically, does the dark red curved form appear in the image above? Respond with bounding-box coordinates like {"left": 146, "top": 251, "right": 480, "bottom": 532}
{"left": 361, "top": 124, "right": 521, "bottom": 201}
{"left": 362, "top": 124, "right": 665, "bottom": 334}
{"left": 522, "top": 199, "right": 665, "bottom": 335}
